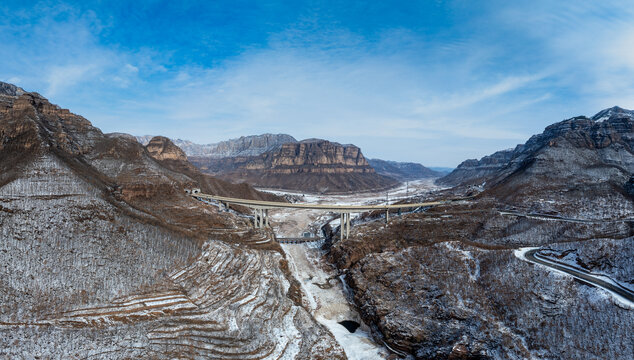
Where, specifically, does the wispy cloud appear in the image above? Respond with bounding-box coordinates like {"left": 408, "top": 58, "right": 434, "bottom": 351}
{"left": 1, "top": 1, "right": 634, "bottom": 166}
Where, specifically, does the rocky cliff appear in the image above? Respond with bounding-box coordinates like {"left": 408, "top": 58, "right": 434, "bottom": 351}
{"left": 191, "top": 139, "right": 399, "bottom": 193}
{"left": 138, "top": 133, "right": 298, "bottom": 157}
{"left": 145, "top": 135, "right": 188, "bottom": 161}
{"left": 367, "top": 158, "right": 441, "bottom": 181}
{"left": 439, "top": 106, "right": 634, "bottom": 188}
{"left": 0, "top": 82, "right": 345, "bottom": 359}
{"left": 325, "top": 107, "right": 634, "bottom": 359}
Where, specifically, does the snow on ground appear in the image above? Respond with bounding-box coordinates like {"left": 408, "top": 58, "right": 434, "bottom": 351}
{"left": 260, "top": 179, "right": 440, "bottom": 207}
{"left": 260, "top": 181, "right": 443, "bottom": 358}
{"left": 282, "top": 241, "right": 389, "bottom": 360}
{"left": 514, "top": 247, "right": 634, "bottom": 309}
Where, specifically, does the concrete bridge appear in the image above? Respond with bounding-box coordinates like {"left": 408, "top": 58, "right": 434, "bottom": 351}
{"left": 190, "top": 191, "right": 449, "bottom": 241}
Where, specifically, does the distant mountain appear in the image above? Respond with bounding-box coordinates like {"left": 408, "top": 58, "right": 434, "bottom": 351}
{"left": 327, "top": 107, "right": 634, "bottom": 360}
{"left": 439, "top": 106, "right": 634, "bottom": 213}
{"left": 367, "top": 158, "right": 442, "bottom": 181}
{"left": 190, "top": 139, "right": 398, "bottom": 193}
{"left": 428, "top": 166, "right": 454, "bottom": 175}
{"left": 137, "top": 133, "right": 297, "bottom": 157}
{"left": 437, "top": 147, "right": 518, "bottom": 186}
{"left": 0, "top": 82, "right": 341, "bottom": 358}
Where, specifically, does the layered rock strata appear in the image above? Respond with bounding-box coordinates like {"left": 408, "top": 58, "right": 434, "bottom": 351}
{"left": 191, "top": 139, "right": 398, "bottom": 193}
{"left": 138, "top": 133, "right": 298, "bottom": 158}
{"left": 0, "top": 82, "right": 345, "bottom": 359}
{"left": 325, "top": 107, "right": 634, "bottom": 359}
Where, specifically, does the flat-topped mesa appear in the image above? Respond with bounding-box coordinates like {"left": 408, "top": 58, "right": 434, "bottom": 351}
{"left": 267, "top": 140, "right": 374, "bottom": 173}
{"left": 190, "top": 138, "right": 397, "bottom": 193}
{"left": 145, "top": 136, "right": 188, "bottom": 162}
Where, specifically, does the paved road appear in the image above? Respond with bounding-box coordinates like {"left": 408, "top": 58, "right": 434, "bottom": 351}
{"left": 523, "top": 249, "right": 634, "bottom": 303}
{"left": 500, "top": 211, "right": 634, "bottom": 224}
{"left": 193, "top": 193, "right": 448, "bottom": 211}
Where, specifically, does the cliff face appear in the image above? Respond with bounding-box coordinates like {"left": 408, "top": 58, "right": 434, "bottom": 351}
{"left": 191, "top": 139, "right": 398, "bottom": 193}
{"left": 0, "top": 82, "right": 344, "bottom": 359}
{"left": 137, "top": 133, "right": 298, "bottom": 157}
{"left": 145, "top": 135, "right": 188, "bottom": 161}
{"left": 439, "top": 106, "right": 634, "bottom": 188}
{"left": 324, "top": 107, "right": 634, "bottom": 359}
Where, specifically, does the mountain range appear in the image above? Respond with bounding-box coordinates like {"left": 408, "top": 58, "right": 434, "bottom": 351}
{"left": 0, "top": 82, "right": 344, "bottom": 358}
{"left": 2, "top": 80, "right": 632, "bottom": 360}
{"left": 137, "top": 134, "right": 440, "bottom": 193}
{"left": 327, "top": 106, "right": 634, "bottom": 359}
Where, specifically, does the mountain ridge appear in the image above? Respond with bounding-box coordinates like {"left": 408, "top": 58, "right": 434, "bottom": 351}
{"left": 439, "top": 106, "right": 634, "bottom": 190}
{"left": 137, "top": 133, "right": 297, "bottom": 158}
{"left": 0, "top": 81, "right": 344, "bottom": 358}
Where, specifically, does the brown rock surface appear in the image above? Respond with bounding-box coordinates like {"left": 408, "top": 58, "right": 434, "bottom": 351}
{"left": 191, "top": 139, "right": 399, "bottom": 193}
{"left": 145, "top": 135, "right": 188, "bottom": 161}
{"left": 325, "top": 108, "right": 634, "bottom": 359}
{"left": 0, "top": 82, "right": 345, "bottom": 359}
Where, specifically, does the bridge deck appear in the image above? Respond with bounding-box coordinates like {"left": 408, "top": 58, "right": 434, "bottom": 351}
{"left": 193, "top": 193, "right": 446, "bottom": 211}
{"left": 277, "top": 237, "right": 324, "bottom": 244}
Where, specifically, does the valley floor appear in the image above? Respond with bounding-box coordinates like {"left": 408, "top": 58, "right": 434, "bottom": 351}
{"left": 262, "top": 179, "right": 441, "bottom": 359}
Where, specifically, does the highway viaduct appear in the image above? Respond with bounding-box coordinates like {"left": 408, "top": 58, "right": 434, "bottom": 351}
{"left": 190, "top": 191, "right": 449, "bottom": 241}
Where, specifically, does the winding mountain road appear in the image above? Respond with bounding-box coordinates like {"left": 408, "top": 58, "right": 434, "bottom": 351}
{"left": 522, "top": 249, "right": 634, "bottom": 303}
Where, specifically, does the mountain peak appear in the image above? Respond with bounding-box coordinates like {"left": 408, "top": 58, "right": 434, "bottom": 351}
{"left": 0, "top": 81, "right": 26, "bottom": 97}
{"left": 591, "top": 106, "right": 634, "bottom": 122}
{"left": 145, "top": 136, "right": 188, "bottom": 162}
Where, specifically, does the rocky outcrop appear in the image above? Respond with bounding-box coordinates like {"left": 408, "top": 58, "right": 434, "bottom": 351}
{"left": 0, "top": 81, "right": 345, "bottom": 359}
{"left": 367, "top": 158, "right": 441, "bottom": 181}
{"left": 436, "top": 147, "right": 519, "bottom": 186}
{"left": 138, "top": 133, "right": 298, "bottom": 157}
{"left": 191, "top": 139, "right": 399, "bottom": 193}
{"left": 145, "top": 136, "right": 188, "bottom": 161}
{"left": 439, "top": 106, "right": 634, "bottom": 188}
{"left": 325, "top": 107, "right": 634, "bottom": 359}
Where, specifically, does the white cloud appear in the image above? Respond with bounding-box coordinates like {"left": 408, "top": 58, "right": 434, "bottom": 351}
{"left": 4, "top": 1, "right": 634, "bottom": 166}
{"left": 46, "top": 64, "right": 98, "bottom": 96}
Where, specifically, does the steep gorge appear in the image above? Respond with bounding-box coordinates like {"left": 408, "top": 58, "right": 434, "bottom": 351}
{"left": 0, "top": 82, "right": 345, "bottom": 359}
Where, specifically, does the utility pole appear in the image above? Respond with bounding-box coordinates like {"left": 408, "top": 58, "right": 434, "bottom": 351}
{"left": 406, "top": 181, "right": 409, "bottom": 198}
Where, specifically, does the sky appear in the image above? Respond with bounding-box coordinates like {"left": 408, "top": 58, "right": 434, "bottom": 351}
{"left": 2, "top": 1, "right": 634, "bottom": 166}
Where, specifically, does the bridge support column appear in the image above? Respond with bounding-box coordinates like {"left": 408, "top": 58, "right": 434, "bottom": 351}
{"left": 265, "top": 209, "right": 269, "bottom": 228}
{"left": 386, "top": 209, "right": 389, "bottom": 224}
{"left": 340, "top": 213, "right": 344, "bottom": 241}
{"left": 346, "top": 213, "right": 350, "bottom": 239}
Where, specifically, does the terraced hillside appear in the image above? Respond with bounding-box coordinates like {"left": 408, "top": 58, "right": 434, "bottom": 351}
{"left": 0, "top": 82, "right": 345, "bottom": 359}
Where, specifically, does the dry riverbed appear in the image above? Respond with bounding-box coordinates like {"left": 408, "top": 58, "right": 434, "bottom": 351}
{"left": 261, "top": 180, "right": 441, "bottom": 359}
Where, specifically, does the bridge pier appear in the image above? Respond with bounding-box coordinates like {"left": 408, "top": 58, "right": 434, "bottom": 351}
{"left": 340, "top": 212, "right": 352, "bottom": 240}
{"left": 252, "top": 207, "right": 270, "bottom": 229}
{"left": 265, "top": 209, "right": 269, "bottom": 228}
{"left": 340, "top": 213, "right": 344, "bottom": 241}
{"left": 190, "top": 192, "right": 450, "bottom": 233}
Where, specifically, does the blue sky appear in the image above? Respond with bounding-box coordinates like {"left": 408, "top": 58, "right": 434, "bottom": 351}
{"left": 2, "top": 1, "right": 634, "bottom": 166}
